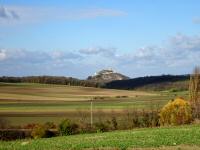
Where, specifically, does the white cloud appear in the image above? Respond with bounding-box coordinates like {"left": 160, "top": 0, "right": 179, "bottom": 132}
{"left": 124, "top": 33, "right": 200, "bottom": 68}
{"left": 0, "top": 49, "right": 82, "bottom": 63}
{"left": 193, "top": 17, "right": 200, "bottom": 24}
{"left": 0, "top": 49, "right": 7, "bottom": 61}
{"left": 79, "top": 47, "right": 116, "bottom": 57}
{"left": 0, "top": 6, "right": 19, "bottom": 20}
{"left": 0, "top": 5, "right": 126, "bottom": 25}
{"left": 169, "top": 33, "right": 200, "bottom": 51}
{"left": 0, "top": 48, "right": 85, "bottom": 77}
{"left": 50, "top": 50, "right": 82, "bottom": 60}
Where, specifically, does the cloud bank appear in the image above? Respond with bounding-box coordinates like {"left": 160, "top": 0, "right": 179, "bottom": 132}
{"left": 0, "top": 33, "right": 200, "bottom": 78}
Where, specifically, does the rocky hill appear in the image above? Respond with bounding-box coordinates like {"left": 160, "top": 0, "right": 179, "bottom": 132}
{"left": 87, "top": 69, "right": 129, "bottom": 83}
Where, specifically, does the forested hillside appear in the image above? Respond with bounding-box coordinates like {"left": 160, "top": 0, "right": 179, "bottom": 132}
{"left": 103, "top": 75, "right": 189, "bottom": 91}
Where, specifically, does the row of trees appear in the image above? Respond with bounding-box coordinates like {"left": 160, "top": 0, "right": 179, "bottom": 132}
{"left": 0, "top": 76, "right": 101, "bottom": 88}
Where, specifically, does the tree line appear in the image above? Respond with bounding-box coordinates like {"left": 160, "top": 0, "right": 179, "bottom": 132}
{"left": 0, "top": 76, "right": 100, "bottom": 88}
{"left": 0, "top": 75, "right": 190, "bottom": 90}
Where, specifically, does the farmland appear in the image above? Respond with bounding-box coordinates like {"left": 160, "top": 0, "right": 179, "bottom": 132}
{"left": 0, "top": 82, "right": 188, "bottom": 126}
{"left": 1, "top": 124, "right": 200, "bottom": 150}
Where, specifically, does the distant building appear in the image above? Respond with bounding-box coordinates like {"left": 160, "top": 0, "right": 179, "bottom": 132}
{"left": 96, "top": 69, "right": 115, "bottom": 75}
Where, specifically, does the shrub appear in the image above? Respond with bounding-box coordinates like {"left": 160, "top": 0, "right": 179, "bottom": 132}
{"left": 24, "top": 123, "right": 38, "bottom": 129}
{"left": 44, "top": 122, "right": 56, "bottom": 129}
{"left": 31, "top": 124, "right": 48, "bottom": 139}
{"left": 0, "top": 130, "right": 31, "bottom": 141}
{"left": 0, "top": 118, "right": 9, "bottom": 129}
{"left": 117, "top": 109, "right": 160, "bottom": 129}
{"left": 78, "top": 123, "right": 95, "bottom": 134}
{"left": 115, "top": 95, "right": 128, "bottom": 98}
{"left": 159, "top": 97, "right": 192, "bottom": 126}
{"left": 111, "top": 117, "right": 118, "bottom": 130}
{"left": 169, "top": 88, "right": 179, "bottom": 92}
{"left": 94, "top": 122, "right": 109, "bottom": 133}
{"left": 58, "top": 119, "right": 78, "bottom": 136}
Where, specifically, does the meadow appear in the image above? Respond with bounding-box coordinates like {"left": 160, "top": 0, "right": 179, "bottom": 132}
{"left": 1, "top": 124, "right": 200, "bottom": 150}
{"left": 0, "top": 82, "right": 188, "bottom": 126}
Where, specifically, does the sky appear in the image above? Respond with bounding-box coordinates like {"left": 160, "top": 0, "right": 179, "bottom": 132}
{"left": 0, "top": 0, "right": 200, "bottom": 79}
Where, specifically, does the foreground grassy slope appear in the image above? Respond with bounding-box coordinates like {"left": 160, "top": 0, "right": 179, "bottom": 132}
{"left": 1, "top": 125, "right": 200, "bottom": 150}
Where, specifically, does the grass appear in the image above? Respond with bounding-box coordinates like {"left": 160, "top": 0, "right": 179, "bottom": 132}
{"left": 0, "top": 82, "right": 189, "bottom": 125}
{"left": 1, "top": 125, "right": 200, "bottom": 150}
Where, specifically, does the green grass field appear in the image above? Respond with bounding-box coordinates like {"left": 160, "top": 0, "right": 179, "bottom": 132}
{"left": 1, "top": 125, "right": 200, "bottom": 150}
{"left": 0, "top": 82, "right": 189, "bottom": 126}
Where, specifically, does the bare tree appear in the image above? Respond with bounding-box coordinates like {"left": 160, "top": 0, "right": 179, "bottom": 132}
{"left": 189, "top": 66, "right": 200, "bottom": 118}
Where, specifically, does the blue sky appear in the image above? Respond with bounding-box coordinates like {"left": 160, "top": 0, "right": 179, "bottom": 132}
{"left": 0, "top": 0, "right": 200, "bottom": 78}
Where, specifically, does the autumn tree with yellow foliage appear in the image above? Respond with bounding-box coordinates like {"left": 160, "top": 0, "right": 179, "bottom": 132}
{"left": 159, "top": 98, "right": 192, "bottom": 125}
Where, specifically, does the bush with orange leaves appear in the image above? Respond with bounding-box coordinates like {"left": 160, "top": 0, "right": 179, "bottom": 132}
{"left": 159, "top": 98, "right": 192, "bottom": 126}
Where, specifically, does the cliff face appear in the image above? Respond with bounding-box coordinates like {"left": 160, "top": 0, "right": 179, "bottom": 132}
{"left": 87, "top": 69, "right": 129, "bottom": 83}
